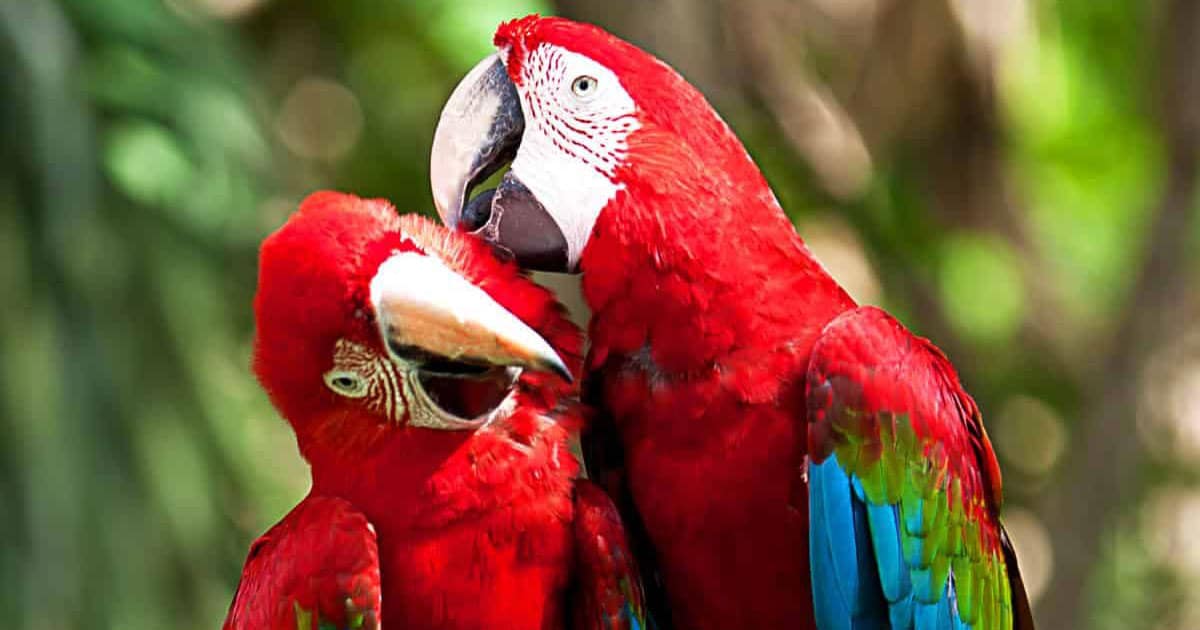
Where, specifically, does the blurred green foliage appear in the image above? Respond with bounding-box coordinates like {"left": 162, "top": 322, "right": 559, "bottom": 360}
{"left": 0, "top": 0, "right": 1195, "bottom": 628}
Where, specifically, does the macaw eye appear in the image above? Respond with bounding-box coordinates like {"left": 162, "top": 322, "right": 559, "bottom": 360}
{"left": 571, "top": 75, "right": 598, "bottom": 99}
{"left": 323, "top": 370, "right": 368, "bottom": 398}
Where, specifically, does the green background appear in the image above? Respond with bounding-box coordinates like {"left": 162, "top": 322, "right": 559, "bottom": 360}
{"left": 2, "top": 1, "right": 1196, "bottom": 628}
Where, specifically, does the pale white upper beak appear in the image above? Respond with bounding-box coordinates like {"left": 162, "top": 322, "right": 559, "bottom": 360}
{"left": 369, "top": 250, "right": 570, "bottom": 380}
{"left": 430, "top": 53, "right": 517, "bottom": 228}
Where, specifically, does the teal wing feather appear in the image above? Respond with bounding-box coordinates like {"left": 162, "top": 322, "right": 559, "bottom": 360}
{"left": 223, "top": 496, "right": 381, "bottom": 630}
{"left": 806, "top": 306, "right": 1034, "bottom": 630}
{"left": 571, "top": 479, "right": 651, "bottom": 630}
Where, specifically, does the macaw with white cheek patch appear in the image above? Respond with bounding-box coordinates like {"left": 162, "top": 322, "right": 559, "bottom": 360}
{"left": 430, "top": 16, "right": 1035, "bottom": 630}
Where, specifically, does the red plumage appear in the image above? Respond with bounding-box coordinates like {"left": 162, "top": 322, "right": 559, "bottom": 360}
{"left": 225, "top": 192, "right": 645, "bottom": 629}
{"left": 486, "top": 16, "right": 1033, "bottom": 629}
{"left": 223, "top": 497, "right": 381, "bottom": 630}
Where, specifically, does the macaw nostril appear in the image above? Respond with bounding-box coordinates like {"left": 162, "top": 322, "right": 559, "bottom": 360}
{"left": 461, "top": 188, "right": 497, "bottom": 232}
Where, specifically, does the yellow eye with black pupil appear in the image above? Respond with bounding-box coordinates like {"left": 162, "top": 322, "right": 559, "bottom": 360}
{"left": 571, "top": 75, "right": 598, "bottom": 97}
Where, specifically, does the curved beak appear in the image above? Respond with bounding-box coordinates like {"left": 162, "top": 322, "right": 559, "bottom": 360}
{"left": 369, "top": 251, "right": 571, "bottom": 381}
{"left": 430, "top": 55, "right": 569, "bottom": 271}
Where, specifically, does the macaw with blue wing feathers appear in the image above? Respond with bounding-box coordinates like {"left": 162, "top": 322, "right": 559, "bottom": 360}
{"left": 806, "top": 307, "right": 1028, "bottom": 629}
{"left": 430, "top": 15, "right": 1035, "bottom": 630}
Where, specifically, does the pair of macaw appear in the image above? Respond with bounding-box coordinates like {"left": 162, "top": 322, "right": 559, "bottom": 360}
{"left": 225, "top": 15, "right": 1035, "bottom": 630}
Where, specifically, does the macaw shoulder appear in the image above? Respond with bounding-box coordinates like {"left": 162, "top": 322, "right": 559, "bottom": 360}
{"left": 570, "top": 479, "right": 649, "bottom": 630}
{"left": 808, "top": 305, "right": 1003, "bottom": 509}
{"left": 812, "top": 306, "right": 973, "bottom": 411}
{"left": 223, "top": 495, "right": 380, "bottom": 630}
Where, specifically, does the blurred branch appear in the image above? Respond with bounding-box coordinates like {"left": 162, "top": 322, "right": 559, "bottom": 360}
{"left": 1036, "top": 0, "right": 1200, "bottom": 625}
{"left": 1, "top": 1, "right": 107, "bottom": 625}
{"left": 856, "top": 0, "right": 1081, "bottom": 381}
{"left": 919, "top": 37, "right": 1080, "bottom": 378}
{"left": 724, "top": 0, "right": 872, "bottom": 200}
{"left": 715, "top": 0, "right": 975, "bottom": 375}
{"left": 725, "top": 0, "right": 1077, "bottom": 384}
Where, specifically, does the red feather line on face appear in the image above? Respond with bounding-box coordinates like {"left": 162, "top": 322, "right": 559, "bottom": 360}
{"left": 495, "top": 15, "right": 756, "bottom": 187}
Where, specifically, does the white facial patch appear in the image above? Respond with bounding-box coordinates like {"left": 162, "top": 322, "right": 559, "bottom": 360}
{"left": 509, "top": 44, "right": 641, "bottom": 267}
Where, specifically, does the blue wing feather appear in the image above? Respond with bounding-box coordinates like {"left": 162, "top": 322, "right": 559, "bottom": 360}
{"left": 806, "top": 308, "right": 1034, "bottom": 630}
{"left": 811, "top": 455, "right": 980, "bottom": 630}
{"left": 810, "top": 456, "right": 891, "bottom": 630}
{"left": 863, "top": 495, "right": 908, "bottom": 601}
{"left": 810, "top": 456, "right": 854, "bottom": 630}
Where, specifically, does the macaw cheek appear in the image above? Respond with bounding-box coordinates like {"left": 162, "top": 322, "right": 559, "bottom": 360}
{"left": 464, "top": 172, "right": 570, "bottom": 272}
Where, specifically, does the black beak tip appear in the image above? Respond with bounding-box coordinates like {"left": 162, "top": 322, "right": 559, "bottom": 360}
{"left": 545, "top": 359, "right": 574, "bottom": 384}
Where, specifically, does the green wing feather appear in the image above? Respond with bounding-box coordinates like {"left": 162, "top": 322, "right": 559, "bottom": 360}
{"left": 807, "top": 306, "right": 1034, "bottom": 630}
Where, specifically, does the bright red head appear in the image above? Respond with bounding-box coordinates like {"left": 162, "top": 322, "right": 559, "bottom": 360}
{"left": 253, "top": 191, "right": 580, "bottom": 456}
{"left": 431, "top": 15, "right": 775, "bottom": 273}
{"left": 491, "top": 15, "right": 739, "bottom": 153}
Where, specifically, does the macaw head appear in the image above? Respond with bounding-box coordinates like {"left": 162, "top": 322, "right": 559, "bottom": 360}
{"left": 432, "top": 14, "right": 768, "bottom": 272}
{"left": 431, "top": 15, "right": 772, "bottom": 273}
{"left": 253, "top": 191, "right": 578, "bottom": 452}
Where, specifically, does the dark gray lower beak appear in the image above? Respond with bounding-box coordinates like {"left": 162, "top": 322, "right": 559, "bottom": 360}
{"left": 463, "top": 173, "right": 569, "bottom": 271}
{"left": 430, "top": 54, "right": 571, "bottom": 272}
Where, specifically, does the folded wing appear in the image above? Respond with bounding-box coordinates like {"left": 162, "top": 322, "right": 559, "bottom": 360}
{"left": 571, "top": 479, "right": 650, "bottom": 630}
{"left": 806, "top": 306, "right": 1034, "bottom": 630}
{"left": 224, "top": 496, "right": 382, "bottom": 630}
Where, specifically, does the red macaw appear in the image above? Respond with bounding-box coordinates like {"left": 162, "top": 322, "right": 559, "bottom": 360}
{"left": 429, "top": 15, "right": 1035, "bottom": 630}
{"left": 224, "top": 191, "right": 647, "bottom": 630}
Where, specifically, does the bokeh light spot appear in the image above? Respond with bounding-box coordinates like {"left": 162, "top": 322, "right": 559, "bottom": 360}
{"left": 1167, "top": 369, "right": 1200, "bottom": 458}
{"left": 939, "top": 233, "right": 1025, "bottom": 344}
{"left": 994, "top": 395, "right": 1066, "bottom": 477}
{"left": 950, "top": 0, "right": 1029, "bottom": 61}
{"left": 1139, "top": 338, "right": 1200, "bottom": 462}
{"left": 104, "top": 121, "right": 195, "bottom": 207}
{"left": 275, "top": 77, "right": 364, "bottom": 162}
{"left": 424, "top": 0, "right": 552, "bottom": 70}
{"left": 1142, "top": 486, "right": 1200, "bottom": 577}
{"left": 798, "top": 216, "right": 881, "bottom": 305}
{"left": 169, "top": 0, "right": 269, "bottom": 20}
{"left": 1004, "top": 507, "right": 1052, "bottom": 604}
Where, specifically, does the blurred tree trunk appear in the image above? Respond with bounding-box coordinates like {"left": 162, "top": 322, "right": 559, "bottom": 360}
{"left": 1036, "top": 0, "right": 1200, "bottom": 626}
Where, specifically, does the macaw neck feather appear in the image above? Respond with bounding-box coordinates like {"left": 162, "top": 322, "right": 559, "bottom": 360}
{"left": 583, "top": 135, "right": 855, "bottom": 375}
{"left": 307, "top": 425, "right": 471, "bottom": 522}
{"left": 302, "top": 404, "right": 577, "bottom": 534}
